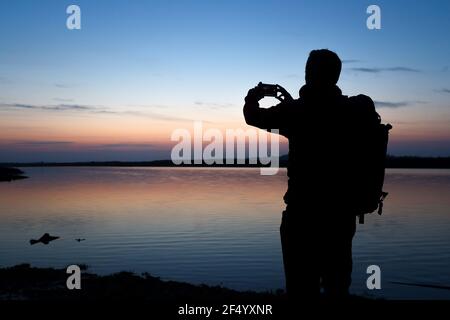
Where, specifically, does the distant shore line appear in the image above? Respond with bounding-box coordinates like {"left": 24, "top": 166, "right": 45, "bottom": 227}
{"left": 1, "top": 155, "right": 450, "bottom": 169}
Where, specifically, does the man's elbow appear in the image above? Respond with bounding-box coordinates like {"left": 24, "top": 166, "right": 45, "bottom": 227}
{"left": 243, "top": 108, "right": 259, "bottom": 127}
{"left": 245, "top": 118, "right": 258, "bottom": 127}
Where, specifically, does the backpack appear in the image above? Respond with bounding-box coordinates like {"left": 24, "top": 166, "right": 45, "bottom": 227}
{"left": 346, "top": 95, "right": 392, "bottom": 223}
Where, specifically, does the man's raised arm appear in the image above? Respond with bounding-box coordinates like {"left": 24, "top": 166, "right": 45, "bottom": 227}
{"left": 243, "top": 87, "right": 285, "bottom": 130}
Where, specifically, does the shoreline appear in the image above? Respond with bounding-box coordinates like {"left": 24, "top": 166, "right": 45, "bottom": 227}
{"left": 2, "top": 156, "right": 450, "bottom": 169}
{"left": 0, "top": 264, "right": 284, "bottom": 302}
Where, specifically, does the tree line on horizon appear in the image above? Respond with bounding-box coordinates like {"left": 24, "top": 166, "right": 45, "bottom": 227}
{"left": 1, "top": 155, "right": 450, "bottom": 169}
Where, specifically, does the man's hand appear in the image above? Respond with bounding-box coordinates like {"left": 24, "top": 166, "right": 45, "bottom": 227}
{"left": 276, "top": 85, "right": 294, "bottom": 102}
{"left": 245, "top": 86, "right": 264, "bottom": 104}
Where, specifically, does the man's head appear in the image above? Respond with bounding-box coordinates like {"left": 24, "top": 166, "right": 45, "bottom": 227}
{"left": 305, "top": 49, "right": 342, "bottom": 87}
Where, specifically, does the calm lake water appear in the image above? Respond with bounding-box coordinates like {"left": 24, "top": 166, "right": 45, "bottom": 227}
{"left": 0, "top": 167, "right": 449, "bottom": 299}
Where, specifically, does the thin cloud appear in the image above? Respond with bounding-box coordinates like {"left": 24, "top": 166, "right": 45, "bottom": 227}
{"left": 5, "top": 141, "right": 160, "bottom": 150}
{"left": 386, "top": 67, "right": 421, "bottom": 72}
{"left": 95, "top": 143, "right": 158, "bottom": 149}
{"left": 54, "top": 83, "right": 76, "bottom": 88}
{"left": 350, "top": 67, "right": 421, "bottom": 73}
{"left": 194, "top": 101, "right": 234, "bottom": 109}
{"left": 2, "top": 103, "right": 98, "bottom": 111}
{"left": 50, "top": 104, "right": 94, "bottom": 111}
{"left": 13, "top": 141, "right": 74, "bottom": 146}
{"left": 93, "top": 109, "right": 196, "bottom": 122}
{"left": 342, "top": 59, "right": 361, "bottom": 64}
{"left": 2, "top": 103, "right": 34, "bottom": 110}
{"left": 435, "top": 88, "right": 450, "bottom": 94}
{"left": 0, "top": 102, "right": 206, "bottom": 123}
{"left": 350, "top": 67, "right": 380, "bottom": 73}
{"left": 374, "top": 100, "right": 412, "bottom": 108}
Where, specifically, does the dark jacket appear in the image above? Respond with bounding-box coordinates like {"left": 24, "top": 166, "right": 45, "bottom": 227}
{"left": 244, "top": 84, "right": 379, "bottom": 211}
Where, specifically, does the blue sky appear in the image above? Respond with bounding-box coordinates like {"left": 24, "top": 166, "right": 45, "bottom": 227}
{"left": 1, "top": 0, "right": 450, "bottom": 161}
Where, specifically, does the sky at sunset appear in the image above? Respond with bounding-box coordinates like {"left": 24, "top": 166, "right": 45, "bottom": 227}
{"left": 1, "top": 0, "right": 450, "bottom": 162}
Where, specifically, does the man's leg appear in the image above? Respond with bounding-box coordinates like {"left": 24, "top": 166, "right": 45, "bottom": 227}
{"left": 280, "top": 208, "right": 320, "bottom": 300}
{"left": 321, "top": 215, "right": 356, "bottom": 297}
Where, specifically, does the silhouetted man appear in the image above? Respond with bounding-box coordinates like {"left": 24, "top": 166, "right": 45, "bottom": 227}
{"left": 243, "top": 49, "right": 379, "bottom": 300}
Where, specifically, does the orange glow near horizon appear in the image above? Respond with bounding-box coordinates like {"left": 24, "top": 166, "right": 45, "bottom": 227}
{"left": 1, "top": 104, "right": 450, "bottom": 160}
{"left": 2, "top": 118, "right": 449, "bottom": 146}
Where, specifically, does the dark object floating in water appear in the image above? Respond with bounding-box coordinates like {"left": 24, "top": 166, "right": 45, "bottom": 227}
{"left": 0, "top": 167, "right": 28, "bottom": 182}
{"left": 30, "top": 233, "right": 60, "bottom": 245}
{"left": 75, "top": 238, "right": 86, "bottom": 242}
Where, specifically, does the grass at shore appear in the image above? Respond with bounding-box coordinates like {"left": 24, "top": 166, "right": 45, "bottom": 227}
{"left": 0, "top": 264, "right": 284, "bottom": 302}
